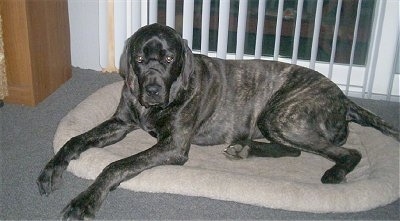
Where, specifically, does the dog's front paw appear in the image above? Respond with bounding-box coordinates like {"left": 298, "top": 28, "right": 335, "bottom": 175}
{"left": 61, "top": 189, "right": 103, "bottom": 220}
{"left": 224, "top": 144, "right": 250, "bottom": 159}
{"left": 37, "top": 160, "right": 68, "bottom": 196}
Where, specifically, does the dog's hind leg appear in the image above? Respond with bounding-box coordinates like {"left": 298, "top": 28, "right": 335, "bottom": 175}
{"left": 318, "top": 146, "right": 361, "bottom": 183}
{"left": 256, "top": 96, "right": 362, "bottom": 184}
{"left": 224, "top": 141, "right": 301, "bottom": 159}
{"left": 257, "top": 119, "right": 362, "bottom": 183}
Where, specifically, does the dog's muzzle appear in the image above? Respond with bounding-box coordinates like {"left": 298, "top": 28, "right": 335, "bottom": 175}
{"left": 140, "top": 74, "right": 168, "bottom": 108}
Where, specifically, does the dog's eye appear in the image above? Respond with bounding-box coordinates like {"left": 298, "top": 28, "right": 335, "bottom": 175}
{"left": 136, "top": 56, "right": 144, "bottom": 63}
{"left": 165, "top": 56, "right": 174, "bottom": 63}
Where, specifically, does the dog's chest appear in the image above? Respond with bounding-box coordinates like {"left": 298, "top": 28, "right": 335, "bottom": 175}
{"left": 137, "top": 109, "right": 164, "bottom": 137}
{"left": 192, "top": 99, "right": 264, "bottom": 145}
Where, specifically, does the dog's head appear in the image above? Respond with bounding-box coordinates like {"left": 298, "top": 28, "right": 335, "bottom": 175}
{"left": 119, "top": 24, "right": 193, "bottom": 108}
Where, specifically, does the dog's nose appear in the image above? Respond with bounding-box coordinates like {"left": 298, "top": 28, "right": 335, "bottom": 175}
{"left": 145, "top": 84, "right": 161, "bottom": 95}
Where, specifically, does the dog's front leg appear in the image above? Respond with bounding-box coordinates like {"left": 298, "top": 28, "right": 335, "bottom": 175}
{"left": 61, "top": 138, "right": 189, "bottom": 220}
{"left": 37, "top": 117, "right": 136, "bottom": 196}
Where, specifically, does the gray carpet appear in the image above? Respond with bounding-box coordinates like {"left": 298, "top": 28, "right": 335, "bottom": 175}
{"left": 1, "top": 67, "right": 399, "bottom": 220}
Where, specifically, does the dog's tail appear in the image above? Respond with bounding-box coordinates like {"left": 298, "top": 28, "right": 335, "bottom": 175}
{"left": 347, "top": 100, "right": 399, "bottom": 142}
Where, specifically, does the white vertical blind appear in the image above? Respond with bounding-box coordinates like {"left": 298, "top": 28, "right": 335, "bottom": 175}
{"left": 126, "top": 1, "right": 132, "bottom": 37}
{"left": 95, "top": 0, "right": 397, "bottom": 101}
{"left": 291, "top": 0, "right": 304, "bottom": 64}
{"left": 387, "top": 34, "right": 399, "bottom": 101}
{"left": 387, "top": 5, "right": 400, "bottom": 100}
{"left": 254, "top": 0, "right": 266, "bottom": 59}
{"left": 131, "top": 0, "right": 142, "bottom": 34}
{"left": 273, "top": 0, "right": 284, "bottom": 60}
{"left": 182, "top": 0, "right": 194, "bottom": 49}
{"left": 99, "top": 0, "right": 109, "bottom": 70}
{"left": 345, "top": 0, "right": 363, "bottom": 95}
{"left": 328, "top": 0, "right": 343, "bottom": 79}
{"left": 217, "top": 0, "right": 230, "bottom": 59}
{"left": 141, "top": 0, "right": 148, "bottom": 26}
{"left": 201, "top": 0, "right": 211, "bottom": 55}
{"left": 114, "top": 0, "right": 127, "bottom": 69}
{"left": 166, "top": 0, "right": 176, "bottom": 28}
{"left": 365, "top": 0, "right": 386, "bottom": 99}
{"left": 149, "top": 0, "right": 158, "bottom": 24}
{"left": 235, "top": 0, "right": 248, "bottom": 59}
{"left": 309, "top": 0, "right": 324, "bottom": 70}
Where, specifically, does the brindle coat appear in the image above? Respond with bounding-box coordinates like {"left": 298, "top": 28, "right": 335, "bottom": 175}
{"left": 37, "top": 24, "right": 399, "bottom": 219}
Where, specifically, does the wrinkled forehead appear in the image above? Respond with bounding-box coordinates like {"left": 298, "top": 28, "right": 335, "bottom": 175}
{"left": 141, "top": 37, "right": 175, "bottom": 55}
{"left": 131, "top": 28, "right": 183, "bottom": 54}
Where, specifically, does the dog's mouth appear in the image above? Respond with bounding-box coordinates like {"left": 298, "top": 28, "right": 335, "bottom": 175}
{"left": 141, "top": 100, "right": 164, "bottom": 108}
{"left": 141, "top": 101, "right": 169, "bottom": 109}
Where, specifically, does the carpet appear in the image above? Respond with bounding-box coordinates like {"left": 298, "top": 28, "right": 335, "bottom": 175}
{"left": 53, "top": 81, "right": 399, "bottom": 213}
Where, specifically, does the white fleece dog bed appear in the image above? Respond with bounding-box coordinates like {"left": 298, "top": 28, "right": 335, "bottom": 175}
{"left": 54, "top": 81, "right": 399, "bottom": 213}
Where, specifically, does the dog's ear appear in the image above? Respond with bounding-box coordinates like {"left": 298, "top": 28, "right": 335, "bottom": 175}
{"left": 119, "top": 38, "right": 139, "bottom": 96}
{"left": 119, "top": 39, "right": 132, "bottom": 81}
{"left": 180, "top": 39, "right": 194, "bottom": 90}
{"left": 169, "top": 39, "right": 194, "bottom": 103}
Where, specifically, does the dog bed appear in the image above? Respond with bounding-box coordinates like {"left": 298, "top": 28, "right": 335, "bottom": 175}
{"left": 53, "top": 81, "right": 399, "bottom": 213}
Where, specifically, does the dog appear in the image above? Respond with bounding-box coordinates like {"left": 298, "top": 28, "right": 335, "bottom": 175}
{"left": 37, "top": 23, "right": 399, "bottom": 219}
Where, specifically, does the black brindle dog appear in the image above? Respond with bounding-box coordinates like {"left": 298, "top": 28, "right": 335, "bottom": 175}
{"left": 37, "top": 24, "right": 399, "bottom": 219}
